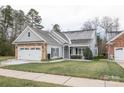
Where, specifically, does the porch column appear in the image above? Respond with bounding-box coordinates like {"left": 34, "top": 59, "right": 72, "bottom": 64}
{"left": 69, "top": 46, "right": 70, "bottom": 59}
{"left": 63, "top": 45, "right": 64, "bottom": 59}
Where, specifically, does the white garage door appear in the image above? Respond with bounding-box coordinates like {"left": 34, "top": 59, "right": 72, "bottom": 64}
{"left": 114, "top": 47, "right": 124, "bottom": 62}
{"left": 18, "top": 47, "right": 42, "bottom": 60}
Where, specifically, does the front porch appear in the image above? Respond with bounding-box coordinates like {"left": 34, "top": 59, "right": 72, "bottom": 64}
{"left": 63, "top": 45, "right": 86, "bottom": 59}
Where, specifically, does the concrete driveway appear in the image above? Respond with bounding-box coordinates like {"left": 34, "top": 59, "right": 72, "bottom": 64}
{"left": 0, "top": 59, "right": 40, "bottom": 67}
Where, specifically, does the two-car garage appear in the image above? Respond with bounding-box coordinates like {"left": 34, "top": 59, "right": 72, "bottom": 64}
{"left": 18, "top": 47, "right": 42, "bottom": 61}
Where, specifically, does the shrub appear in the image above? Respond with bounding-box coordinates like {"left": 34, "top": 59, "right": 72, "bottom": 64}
{"left": 70, "top": 55, "right": 82, "bottom": 59}
{"left": 0, "top": 42, "right": 14, "bottom": 56}
{"left": 83, "top": 47, "right": 93, "bottom": 60}
{"left": 94, "top": 55, "right": 107, "bottom": 59}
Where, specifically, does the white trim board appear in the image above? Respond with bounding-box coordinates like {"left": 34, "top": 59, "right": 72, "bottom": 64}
{"left": 107, "top": 31, "right": 124, "bottom": 44}
{"left": 64, "top": 33, "right": 71, "bottom": 44}
{"left": 69, "top": 44, "right": 89, "bottom": 47}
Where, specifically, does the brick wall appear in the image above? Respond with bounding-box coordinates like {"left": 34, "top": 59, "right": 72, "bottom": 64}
{"left": 15, "top": 43, "right": 47, "bottom": 61}
{"left": 107, "top": 33, "right": 124, "bottom": 58}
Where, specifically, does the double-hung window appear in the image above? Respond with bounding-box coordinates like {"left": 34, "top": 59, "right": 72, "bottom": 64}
{"left": 51, "top": 48, "right": 59, "bottom": 57}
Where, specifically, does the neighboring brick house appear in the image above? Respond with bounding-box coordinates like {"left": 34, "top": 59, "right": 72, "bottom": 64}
{"left": 13, "top": 26, "right": 98, "bottom": 61}
{"left": 106, "top": 31, "right": 124, "bottom": 61}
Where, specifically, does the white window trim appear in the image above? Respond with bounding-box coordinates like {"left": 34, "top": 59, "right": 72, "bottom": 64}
{"left": 51, "top": 47, "right": 59, "bottom": 58}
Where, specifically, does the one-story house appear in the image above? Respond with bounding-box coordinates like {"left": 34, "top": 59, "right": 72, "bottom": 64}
{"left": 13, "top": 26, "right": 98, "bottom": 61}
{"left": 106, "top": 31, "right": 124, "bottom": 62}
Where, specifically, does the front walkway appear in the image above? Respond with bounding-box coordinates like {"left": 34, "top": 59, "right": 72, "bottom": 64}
{"left": 0, "top": 68, "right": 124, "bottom": 87}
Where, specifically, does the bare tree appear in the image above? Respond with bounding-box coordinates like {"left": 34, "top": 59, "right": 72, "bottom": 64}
{"left": 100, "top": 16, "right": 113, "bottom": 32}
{"left": 82, "top": 20, "right": 93, "bottom": 30}
{"left": 82, "top": 17, "right": 99, "bottom": 30}
{"left": 91, "top": 17, "right": 99, "bottom": 29}
{"left": 100, "top": 16, "right": 120, "bottom": 41}
{"left": 113, "top": 18, "right": 119, "bottom": 31}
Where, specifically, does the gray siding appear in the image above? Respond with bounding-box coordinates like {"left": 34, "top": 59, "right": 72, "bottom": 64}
{"left": 15, "top": 27, "right": 42, "bottom": 42}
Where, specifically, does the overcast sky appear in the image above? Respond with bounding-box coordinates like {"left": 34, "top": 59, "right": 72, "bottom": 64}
{"left": 0, "top": 0, "right": 124, "bottom": 31}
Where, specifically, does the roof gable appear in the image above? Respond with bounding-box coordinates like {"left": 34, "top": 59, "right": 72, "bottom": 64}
{"left": 30, "top": 27, "right": 61, "bottom": 45}
{"left": 13, "top": 26, "right": 46, "bottom": 43}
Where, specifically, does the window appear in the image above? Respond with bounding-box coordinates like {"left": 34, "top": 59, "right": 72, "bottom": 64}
{"left": 70, "top": 47, "right": 73, "bottom": 55}
{"left": 31, "top": 48, "right": 35, "bottom": 50}
{"left": 116, "top": 48, "right": 123, "bottom": 50}
{"left": 76, "top": 48, "right": 78, "bottom": 54}
{"left": 28, "top": 32, "right": 30, "bottom": 37}
{"left": 51, "top": 48, "right": 59, "bottom": 57}
{"left": 51, "top": 48, "right": 55, "bottom": 57}
{"left": 36, "top": 48, "right": 40, "bottom": 50}
{"left": 25, "top": 48, "right": 29, "bottom": 50}
{"left": 79, "top": 48, "right": 82, "bottom": 55}
{"left": 20, "top": 48, "right": 24, "bottom": 50}
{"left": 56, "top": 48, "right": 59, "bottom": 56}
{"left": 72, "top": 48, "right": 83, "bottom": 55}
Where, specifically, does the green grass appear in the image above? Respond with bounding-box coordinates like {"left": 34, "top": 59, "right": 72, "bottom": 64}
{"left": 0, "top": 56, "right": 14, "bottom": 62}
{"left": 3, "top": 61, "right": 124, "bottom": 82}
{"left": 0, "top": 76, "right": 64, "bottom": 87}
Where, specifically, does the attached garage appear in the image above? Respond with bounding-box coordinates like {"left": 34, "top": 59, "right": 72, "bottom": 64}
{"left": 18, "top": 47, "right": 42, "bottom": 61}
{"left": 114, "top": 47, "right": 124, "bottom": 62}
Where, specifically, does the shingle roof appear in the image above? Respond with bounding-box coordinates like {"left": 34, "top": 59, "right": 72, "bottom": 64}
{"left": 30, "top": 26, "right": 95, "bottom": 45}
{"left": 31, "top": 27, "right": 60, "bottom": 45}
{"left": 71, "top": 39, "right": 91, "bottom": 45}
{"left": 63, "top": 30, "right": 95, "bottom": 40}
{"left": 54, "top": 31, "right": 69, "bottom": 42}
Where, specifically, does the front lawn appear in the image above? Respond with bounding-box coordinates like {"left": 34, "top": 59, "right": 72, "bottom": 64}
{"left": 0, "top": 56, "right": 14, "bottom": 62}
{"left": 0, "top": 76, "right": 64, "bottom": 87}
{"left": 3, "top": 61, "right": 124, "bottom": 82}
